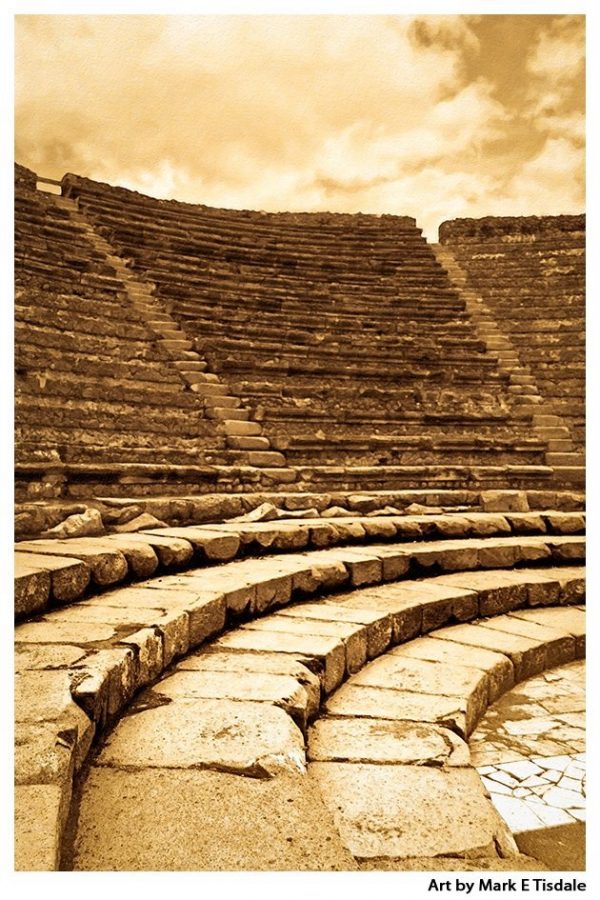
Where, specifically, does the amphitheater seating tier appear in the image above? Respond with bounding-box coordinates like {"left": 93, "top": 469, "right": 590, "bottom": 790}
{"left": 15, "top": 170, "right": 231, "bottom": 469}
{"left": 60, "top": 173, "right": 551, "bottom": 476}
{"left": 439, "top": 216, "right": 585, "bottom": 450}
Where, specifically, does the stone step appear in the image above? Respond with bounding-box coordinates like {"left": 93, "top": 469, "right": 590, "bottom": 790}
{"left": 173, "top": 361, "right": 207, "bottom": 373}
{"left": 157, "top": 339, "right": 194, "bottom": 352}
{"left": 510, "top": 375, "right": 537, "bottom": 386}
{"left": 246, "top": 450, "right": 286, "bottom": 467}
{"left": 546, "top": 452, "right": 585, "bottom": 467}
{"left": 189, "top": 382, "right": 230, "bottom": 397}
{"left": 206, "top": 407, "right": 250, "bottom": 421}
{"left": 221, "top": 420, "right": 263, "bottom": 436}
{"left": 533, "top": 415, "right": 562, "bottom": 427}
{"left": 181, "top": 372, "right": 220, "bottom": 384}
{"left": 226, "top": 435, "right": 271, "bottom": 450}
{"left": 547, "top": 440, "right": 574, "bottom": 452}
{"left": 203, "top": 395, "right": 241, "bottom": 409}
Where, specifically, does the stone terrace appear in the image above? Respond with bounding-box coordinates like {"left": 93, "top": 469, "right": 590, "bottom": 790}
{"left": 15, "top": 164, "right": 232, "bottom": 474}
{"left": 14, "top": 164, "right": 585, "bottom": 871}
{"left": 439, "top": 216, "right": 585, "bottom": 453}
{"left": 57, "top": 172, "right": 562, "bottom": 494}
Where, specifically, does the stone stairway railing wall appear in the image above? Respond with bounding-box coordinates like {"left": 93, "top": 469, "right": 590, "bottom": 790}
{"left": 439, "top": 216, "right": 585, "bottom": 454}
{"left": 61, "top": 174, "right": 551, "bottom": 477}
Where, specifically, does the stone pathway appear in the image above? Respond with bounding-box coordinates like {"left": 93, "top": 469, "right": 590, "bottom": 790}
{"left": 472, "top": 661, "right": 585, "bottom": 834}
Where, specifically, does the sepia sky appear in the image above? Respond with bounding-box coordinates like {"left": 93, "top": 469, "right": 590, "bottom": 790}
{"left": 14, "top": 14, "right": 584, "bottom": 238}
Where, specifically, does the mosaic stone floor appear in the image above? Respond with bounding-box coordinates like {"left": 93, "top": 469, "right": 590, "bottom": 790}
{"left": 471, "top": 660, "right": 585, "bottom": 834}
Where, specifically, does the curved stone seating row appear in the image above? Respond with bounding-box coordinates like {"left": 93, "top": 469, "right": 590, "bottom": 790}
{"left": 14, "top": 507, "right": 585, "bottom": 617}
{"left": 59, "top": 174, "right": 552, "bottom": 482}
{"left": 48, "top": 571, "right": 584, "bottom": 870}
{"left": 14, "top": 522, "right": 584, "bottom": 868}
{"left": 307, "top": 604, "right": 585, "bottom": 868}
{"left": 15, "top": 485, "right": 584, "bottom": 539}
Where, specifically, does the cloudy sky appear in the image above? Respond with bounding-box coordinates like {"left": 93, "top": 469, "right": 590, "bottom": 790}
{"left": 15, "top": 14, "right": 584, "bottom": 238}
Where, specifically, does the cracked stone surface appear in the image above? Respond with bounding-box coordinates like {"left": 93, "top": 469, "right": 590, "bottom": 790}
{"left": 471, "top": 660, "right": 585, "bottom": 834}
{"left": 96, "top": 696, "right": 306, "bottom": 777}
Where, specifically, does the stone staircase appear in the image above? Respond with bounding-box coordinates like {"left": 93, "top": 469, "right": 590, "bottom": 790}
{"left": 433, "top": 242, "right": 584, "bottom": 486}
{"left": 53, "top": 195, "right": 286, "bottom": 470}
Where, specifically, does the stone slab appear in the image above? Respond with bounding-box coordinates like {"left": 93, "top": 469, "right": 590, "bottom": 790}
{"left": 308, "top": 717, "right": 469, "bottom": 765}
{"left": 479, "top": 615, "right": 576, "bottom": 668}
{"left": 15, "top": 539, "right": 128, "bottom": 585}
{"left": 18, "top": 551, "right": 92, "bottom": 603}
{"left": 323, "top": 683, "right": 468, "bottom": 737}
{"left": 350, "top": 654, "right": 488, "bottom": 733}
{"left": 97, "top": 697, "right": 305, "bottom": 777}
{"left": 392, "top": 635, "right": 514, "bottom": 702}
{"left": 213, "top": 629, "right": 345, "bottom": 693}
{"left": 310, "top": 762, "right": 517, "bottom": 859}
{"left": 71, "top": 768, "right": 357, "bottom": 870}
{"left": 281, "top": 601, "right": 393, "bottom": 658}
{"left": 105, "top": 531, "right": 194, "bottom": 566}
{"left": 177, "top": 650, "right": 321, "bottom": 716}
{"left": 243, "top": 615, "right": 368, "bottom": 675}
{"left": 510, "top": 607, "right": 585, "bottom": 656}
{"left": 432, "top": 622, "right": 547, "bottom": 681}
{"left": 15, "top": 783, "right": 64, "bottom": 871}
{"left": 155, "top": 669, "right": 311, "bottom": 728}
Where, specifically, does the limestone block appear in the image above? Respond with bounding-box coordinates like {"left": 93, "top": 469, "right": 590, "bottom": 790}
{"left": 96, "top": 698, "right": 306, "bottom": 777}
{"left": 247, "top": 615, "right": 368, "bottom": 675}
{"left": 393, "top": 635, "right": 514, "bottom": 702}
{"left": 156, "top": 669, "right": 311, "bottom": 729}
{"left": 350, "top": 654, "right": 488, "bottom": 734}
{"left": 478, "top": 615, "right": 575, "bottom": 668}
{"left": 545, "top": 512, "right": 585, "bottom": 535}
{"left": 308, "top": 718, "right": 469, "bottom": 766}
{"left": 104, "top": 531, "right": 194, "bottom": 566}
{"left": 310, "top": 763, "right": 518, "bottom": 860}
{"left": 71, "top": 768, "right": 356, "bottom": 870}
{"left": 509, "top": 606, "right": 585, "bottom": 656}
{"left": 153, "top": 609, "right": 190, "bottom": 666}
{"left": 44, "top": 507, "right": 105, "bottom": 539}
{"left": 15, "top": 619, "right": 117, "bottom": 646}
{"left": 433, "top": 622, "right": 547, "bottom": 682}
{"left": 213, "top": 629, "right": 346, "bottom": 694}
{"left": 281, "top": 601, "right": 393, "bottom": 659}
{"left": 291, "top": 558, "right": 349, "bottom": 595}
{"left": 15, "top": 722, "right": 76, "bottom": 785}
{"left": 15, "top": 783, "right": 64, "bottom": 870}
{"left": 16, "top": 539, "right": 128, "bottom": 585}
{"left": 339, "top": 586, "right": 423, "bottom": 644}
{"left": 229, "top": 501, "right": 279, "bottom": 523}
{"left": 178, "top": 650, "right": 321, "bottom": 719}
{"left": 14, "top": 643, "right": 88, "bottom": 672}
{"left": 16, "top": 550, "right": 91, "bottom": 604}
{"left": 547, "top": 536, "right": 585, "bottom": 562}
{"left": 90, "top": 536, "right": 158, "bottom": 578}
{"left": 145, "top": 526, "right": 240, "bottom": 560}
{"left": 69, "top": 647, "right": 137, "bottom": 725}
{"left": 14, "top": 559, "right": 50, "bottom": 617}
{"left": 481, "top": 490, "right": 530, "bottom": 512}
{"left": 323, "top": 683, "right": 469, "bottom": 738}
{"left": 119, "top": 626, "right": 164, "bottom": 688}
{"left": 113, "top": 512, "right": 167, "bottom": 532}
